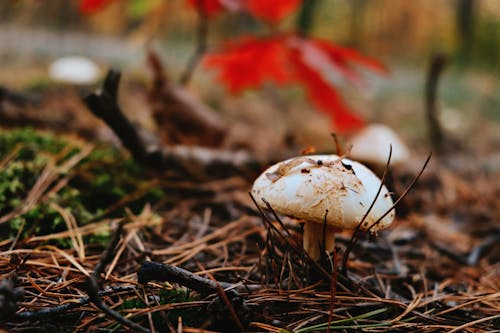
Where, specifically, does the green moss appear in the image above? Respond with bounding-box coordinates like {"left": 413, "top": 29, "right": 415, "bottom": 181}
{"left": 0, "top": 127, "right": 165, "bottom": 244}
{"left": 160, "top": 289, "right": 201, "bottom": 326}
{"left": 119, "top": 288, "right": 201, "bottom": 329}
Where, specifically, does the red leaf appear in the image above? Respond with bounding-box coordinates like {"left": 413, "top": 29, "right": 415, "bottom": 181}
{"left": 246, "top": 0, "right": 302, "bottom": 23}
{"left": 203, "top": 34, "right": 384, "bottom": 132}
{"left": 203, "top": 37, "right": 291, "bottom": 94}
{"left": 79, "top": 0, "right": 111, "bottom": 15}
{"left": 186, "top": 0, "right": 223, "bottom": 17}
{"left": 186, "top": 0, "right": 301, "bottom": 22}
{"left": 288, "top": 40, "right": 365, "bottom": 132}
{"left": 185, "top": 0, "right": 241, "bottom": 18}
{"left": 312, "top": 39, "right": 388, "bottom": 77}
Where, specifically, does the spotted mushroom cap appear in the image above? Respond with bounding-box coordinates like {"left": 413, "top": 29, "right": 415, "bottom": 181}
{"left": 251, "top": 155, "right": 395, "bottom": 231}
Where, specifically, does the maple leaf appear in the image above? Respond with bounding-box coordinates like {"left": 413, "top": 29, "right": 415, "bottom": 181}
{"left": 204, "top": 34, "right": 380, "bottom": 132}
{"left": 246, "top": 0, "right": 302, "bottom": 23}
{"left": 311, "top": 39, "right": 388, "bottom": 86}
{"left": 288, "top": 41, "right": 365, "bottom": 132}
{"left": 79, "top": 0, "right": 111, "bottom": 15}
{"left": 203, "top": 37, "right": 291, "bottom": 93}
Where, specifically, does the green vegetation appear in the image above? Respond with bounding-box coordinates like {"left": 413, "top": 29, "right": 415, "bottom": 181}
{"left": 118, "top": 288, "right": 201, "bottom": 328}
{"left": 0, "top": 127, "right": 164, "bottom": 243}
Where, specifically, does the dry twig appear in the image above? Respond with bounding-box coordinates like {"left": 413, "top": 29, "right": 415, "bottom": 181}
{"left": 425, "top": 53, "right": 447, "bottom": 154}
{"left": 179, "top": 0, "right": 209, "bottom": 86}
{"left": 83, "top": 69, "right": 257, "bottom": 178}
{"left": 85, "top": 223, "right": 150, "bottom": 333}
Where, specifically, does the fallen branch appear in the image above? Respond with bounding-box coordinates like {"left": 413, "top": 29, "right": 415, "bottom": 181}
{"left": 0, "top": 86, "right": 38, "bottom": 107}
{"left": 138, "top": 261, "right": 252, "bottom": 331}
{"left": 148, "top": 51, "right": 227, "bottom": 147}
{"left": 83, "top": 69, "right": 259, "bottom": 178}
{"left": 138, "top": 261, "right": 234, "bottom": 294}
{"left": 84, "top": 70, "right": 163, "bottom": 167}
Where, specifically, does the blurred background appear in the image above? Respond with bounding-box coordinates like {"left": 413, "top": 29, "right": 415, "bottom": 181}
{"left": 0, "top": 0, "right": 498, "bottom": 156}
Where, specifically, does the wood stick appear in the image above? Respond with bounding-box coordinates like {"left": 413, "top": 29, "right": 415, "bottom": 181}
{"left": 83, "top": 69, "right": 259, "bottom": 178}
{"left": 425, "top": 53, "right": 447, "bottom": 154}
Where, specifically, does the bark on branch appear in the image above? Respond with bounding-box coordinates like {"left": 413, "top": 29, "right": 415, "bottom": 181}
{"left": 83, "top": 69, "right": 259, "bottom": 178}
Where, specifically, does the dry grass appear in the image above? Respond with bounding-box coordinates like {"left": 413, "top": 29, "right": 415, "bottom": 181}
{"left": 1, "top": 130, "right": 499, "bottom": 333}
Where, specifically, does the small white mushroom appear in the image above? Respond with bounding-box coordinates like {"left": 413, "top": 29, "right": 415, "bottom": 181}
{"left": 349, "top": 124, "right": 410, "bottom": 169}
{"left": 251, "top": 155, "right": 395, "bottom": 261}
{"left": 49, "top": 56, "right": 101, "bottom": 85}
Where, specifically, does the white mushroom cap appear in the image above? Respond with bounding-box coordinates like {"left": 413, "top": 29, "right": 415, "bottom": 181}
{"left": 49, "top": 56, "right": 101, "bottom": 85}
{"left": 349, "top": 124, "right": 410, "bottom": 167}
{"left": 251, "top": 155, "right": 395, "bottom": 231}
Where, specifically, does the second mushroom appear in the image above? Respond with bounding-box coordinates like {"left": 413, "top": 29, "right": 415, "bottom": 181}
{"left": 251, "top": 155, "right": 395, "bottom": 261}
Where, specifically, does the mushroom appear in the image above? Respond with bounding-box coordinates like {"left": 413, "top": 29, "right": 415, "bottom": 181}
{"left": 49, "top": 56, "right": 101, "bottom": 85}
{"left": 251, "top": 155, "right": 395, "bottom": 261}
{"left": 349, "top": 124, "right": 410, "bottom": 172}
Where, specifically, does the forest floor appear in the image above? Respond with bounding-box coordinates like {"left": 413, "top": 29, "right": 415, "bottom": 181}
{"left": 0, "top": 59, "right": 499, "bottom": 332}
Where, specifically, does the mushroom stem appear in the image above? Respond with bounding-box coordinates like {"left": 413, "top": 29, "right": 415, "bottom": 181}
{"left": 303, "top": 223, "right": 337, "bottom": 261}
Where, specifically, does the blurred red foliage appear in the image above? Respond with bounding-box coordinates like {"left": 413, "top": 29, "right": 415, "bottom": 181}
{"left": 186, "top": 0, "right": 300, "bottom": 22}
{"left": 186, "top": 0, "right": 227, "bottom": 18}
{"left": 79, "top": 0, "right": 387, "bottom": 132}
{"left": 204, "top": 35, "right": 386, "bottom": 132}
{"left": 203, "top": 37, "right": 291, "bottom": 93}
{"left": 79, "top": 0, "right": 110, "bottom": 15}
{"left": 246, "top": 0, "right": 301, "bottom": 23}
{"left": 195, "top": 0, "right": 387, "bottom": 132}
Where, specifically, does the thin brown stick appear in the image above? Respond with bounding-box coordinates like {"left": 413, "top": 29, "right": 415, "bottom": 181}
{"left": 341, "top": 145, "right": 393, "bottom": 274}
{"left": 206, "top": 272, "right": 244, "bottom": 331}
{"left": 138, "top": 261, "right": 234, "bottom": 292}
{"left": 261, "top": 198, "right": 296, "bottom": 240}
{"left": 15, "top": 286, "right": 136, "bottom": 320}
{"left": 84, "top": 69, "right": 256, "bottom": 177}
{"left": 250, "top": 194, "right": 302, "bottom": 257}
{"left": 331, "top": 133, "right": 343, "bottom": 155}
{"left": 92, "top": 223, "right": 124, "bottom": 279}
{"left": 138, "top": 261, "right": 250, "bottom": 329}
{"left": 366, "top": 153, "right": 432, "bottom": 234}
{"left": 253, "top": 195, "right": 368, "bottom": 297}
{"left": 448, "top": 314, "right": 500, "bottom": 333}
{"left": 180, "top": 0, "right": 208, "bottom": 86}
{"left": 425, "top": 53, "right": 447, "bottom": 154}
{"left": 83, "top": 70, "right": 164, "bottom": 168}
{"left": 326, "top": 248, "right": 338, "bottom": 333}
{"left": 342, "top": 151, "right": 431, "bottom": 275}
{"left": 85, "top": 224, "right": 150, "bottom": 333}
